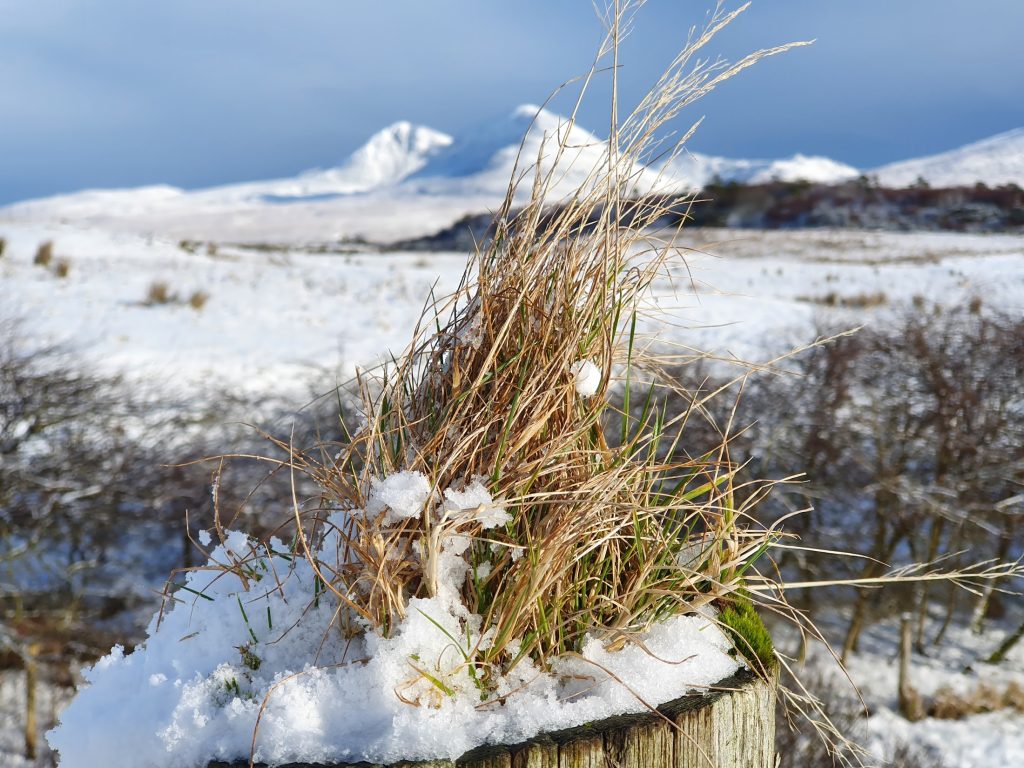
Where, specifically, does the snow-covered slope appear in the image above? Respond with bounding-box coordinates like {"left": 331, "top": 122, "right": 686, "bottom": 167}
{"left": 671, "top": 151, "right": 859, "bottom": 187}
{"left": 200, "top": 121, "right": 454, "bottom": 202}
{"left": 3, "top": 122, "right": 453, "bottom": 224}
{"left": 1, "top": 105, "right": 861, "bottom": 243}
{"left": 409, "top": 104, "right": 611, "bottom": 196}
{"left": 872, "top": 128, "right": 1024, "bottom": 188}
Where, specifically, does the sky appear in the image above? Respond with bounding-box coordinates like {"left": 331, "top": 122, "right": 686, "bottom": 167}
{"left": 1, "top": 0, "right": 1022, "bottom": 205}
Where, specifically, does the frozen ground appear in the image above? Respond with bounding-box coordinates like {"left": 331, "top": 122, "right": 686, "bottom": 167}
{"left": 2, "top": 224, "right": 1021, "bottom": 402}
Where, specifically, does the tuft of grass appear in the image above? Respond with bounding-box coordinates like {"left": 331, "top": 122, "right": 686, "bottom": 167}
{"left": 268, "top": 0, "right": 809, "bottom": 694}
{"left": 188, "top": 290, "right": 210, "bottom": 310}
{"left": 33, "top": 241, "right": 53, "bottom": 267}
{"left": 0, "top": 236, "right": 6, "bottom": 257}
{"left": 796, "top": 291, "right": 888, "bottom": 309}
{"left": 145, "top": 280, "right": 175, "bottom": 305}
{"left": 52, "top": 258, "right": 71, "bottom": 279}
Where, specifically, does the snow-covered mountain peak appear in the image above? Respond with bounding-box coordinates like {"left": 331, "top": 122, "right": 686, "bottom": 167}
{"left": 872, "top": 128, "right": 1024, "bottom": 188}
{"left": 330, "top": 121, "right": 453, "bottom": 191}
{"left": 409, "top": 104, "right": 605, "bottom": 195}
{"left": 511, "top": 103, "right": 545, "bottom": 119}
{"left": 667, "top": 150, "right": 859, "bottom": 190}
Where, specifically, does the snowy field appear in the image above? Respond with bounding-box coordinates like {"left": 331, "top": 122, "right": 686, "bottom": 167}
{"left": 3, "top": 223, "right": 1022, "bottom": 401}
{"left": 2, "top": 219, "right": 1023, "bottom": 766}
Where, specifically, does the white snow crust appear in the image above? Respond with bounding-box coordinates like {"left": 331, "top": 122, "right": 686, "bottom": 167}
{"left": 570, "top": 359, "right": 602, "bottom": 397}
{"left": 670, "top": 151, "right": 859, "bottom": 188}
{"left": 872, "top": 127, "right": 1024, "bottom": 188}
{"left": 47, "top": 474, "right": 740, "bottom": 768}
{"left": 365, "top": 470, "right": 433, "bottom": 524}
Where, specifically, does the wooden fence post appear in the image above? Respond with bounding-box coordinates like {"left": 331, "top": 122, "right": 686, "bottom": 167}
{"left": 25, "top": 641, "right": 40, "bottom": 760}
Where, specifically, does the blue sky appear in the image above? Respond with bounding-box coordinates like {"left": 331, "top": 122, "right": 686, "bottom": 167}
{"left": 2, "top": 0, "right": 1022, "bottom": 204}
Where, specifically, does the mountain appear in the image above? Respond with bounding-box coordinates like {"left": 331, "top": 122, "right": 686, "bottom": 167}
{"left": 207, "top": 121, "right": 454, "bottom": 202}
{"left": 0, "top": 105, "right": 868, "bottom": 242}
{"left": 410, "top": 105, "right": 859, "bottom": 194}
{"left": 670, "top": 152, "right": 859, "bottom": 188}
{"left": 3, "top": 122, "right": 454, "bottom": 221}
{"left": 407, "top": 104, "right": 617, "bottom": 198}
{"left": 872, "top": 128, "right": 1024, "bottom": 188}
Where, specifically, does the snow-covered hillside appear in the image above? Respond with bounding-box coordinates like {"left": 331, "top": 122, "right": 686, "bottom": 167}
{"left": 2, "top": 221, "right": 1022, "bottom": 401}
{"left": 873, "top": 128, "right": 1024, "bottom": 188}
{"left": 198, "top": 121, "right": 454, "bottom": 202}
{"left": 671, "top": 151, "right": 859, "bottom": 187}
{"left": 0, "top": 106, "right": 858, "bottom": 244}
{"left": 2, "top": 122, "right": 454, "bottom": 225}
{"left": 409, "top": 104, "right": 609, "bottom": 195}
{"left": 6, "top": 109, "right": 1022, "bottom": 245}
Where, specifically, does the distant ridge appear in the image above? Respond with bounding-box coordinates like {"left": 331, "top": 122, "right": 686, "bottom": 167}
{"left": 3, "top": 108, "right": 1021, "bottom": 243}
{"left": 872, "top": 128, "right": 1024, "bottom": 188}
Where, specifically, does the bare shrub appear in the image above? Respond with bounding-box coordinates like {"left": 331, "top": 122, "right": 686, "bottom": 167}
{"left": 775, "top": 668, "right": 948, "bottom": 768}
{"left": 723, "top": 307, "right": 1024, "bottom": 658}
{"left": 0, "top": 236, "right": 6, "bottom": 257}
{"left": 187, "top": 290, "right": 209, "bottom": 310}
{"left": 145, "top": 280, "right": 175, "bottom": 305}
{"left": 930, "top": 681, "right": 1024, "bottom": 719}
{"left": 796, "top": 291, "right": 888, "bottom": 308}
{"left": 33, "top": 241, "right": 53, "bottom": 267}
{"left": 52, "top": 258, "right": 71, "bottom": 279}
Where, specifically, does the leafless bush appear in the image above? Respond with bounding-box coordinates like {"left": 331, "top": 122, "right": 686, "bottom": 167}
{"left": 929, "top": 680, "right": 1024, "bottom": 719}
{"left": 775, "top": 668, "right": 947, "bottom": 768}
{"left": 1, "top": 316, "right": 361, "bottom": 656}
{"left": 145, "top": 280, "right": 175, "bottom": 305}
{"left": 52, "top": 258, "right": 71, "bottom": 279}
{"left": 705, "top": 307, "right": 1024, "bottom": 658}
{"left": 187, "top": 289, "right": 209, "bottom": 310}
{"left": 33, "top": 241, "right": 53, "bottom": 267}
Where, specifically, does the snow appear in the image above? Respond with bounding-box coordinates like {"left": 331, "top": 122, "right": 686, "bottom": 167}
{"left": 2, "top": 223, "right": 1022, "bottom": 404}
{"left": 571, "top": 359, "right": 602, "bottom": 397}
{"left": 442, "top": 478, "right": 510, "bottom": 529}
{"left": 670, "top": 150, "right": 860, "bottom": 187}
{"left": 787, "top": 613, "right": 1024, "bottom": 767}
{"left": 47, "top": 517, "right": 740, "bottom": 767}
{"left": 0, "top": 105, "right": 863, "bottom": 245}
{"left": 365, "top": 470, "right": 433, "bottom": 524}
{"left": 872, "top": 127, "right": 1024, "bottom": 188}
{"left": 1, "top": 220, "right": 1020, "bottom": 765}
